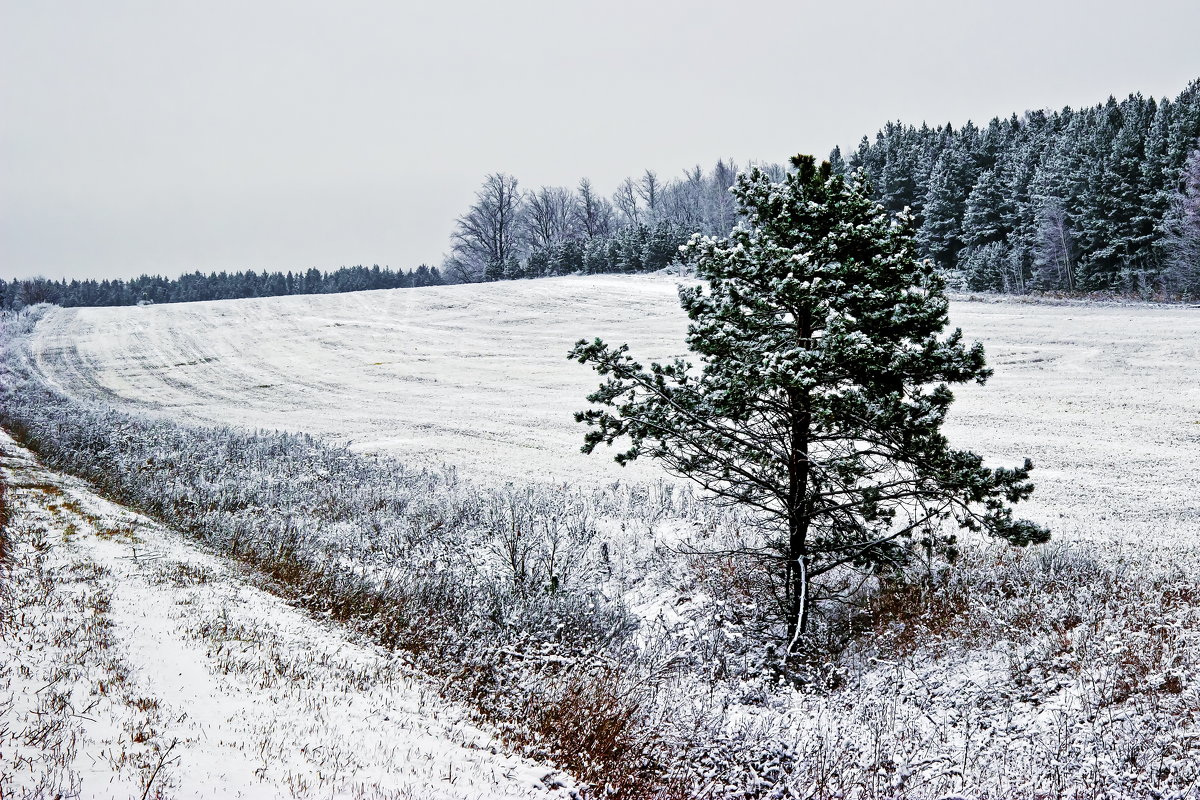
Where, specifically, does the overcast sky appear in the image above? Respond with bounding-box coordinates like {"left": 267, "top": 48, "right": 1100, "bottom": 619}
{"left": 2, "top": 0, "right": 1198, "bottom": 281}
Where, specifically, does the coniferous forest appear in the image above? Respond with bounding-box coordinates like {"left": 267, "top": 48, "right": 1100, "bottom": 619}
{"left": 0, "top": 263, "right": 443, "bottom": 311}
{"left": 846, "top": 79, "right": 1200, "bottom": 295}
{"left": 5, "top": 79, "right": 1197, "bottom": 310}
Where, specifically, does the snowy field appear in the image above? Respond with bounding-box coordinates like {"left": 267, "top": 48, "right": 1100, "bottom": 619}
{"left": 27, "top": 274, "right": 1200, "bottom": 546}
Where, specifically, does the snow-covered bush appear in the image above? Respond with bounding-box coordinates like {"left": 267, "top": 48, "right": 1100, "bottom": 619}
{"left": 0, "top": 474, "right": 10, "bottom": 611}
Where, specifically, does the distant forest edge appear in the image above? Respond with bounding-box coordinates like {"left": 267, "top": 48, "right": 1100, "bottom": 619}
{"left": 4, "top": 79, "right": 1198, "bottom": 310}
{"left": 0, "top": 264, "right": 445, "bottom": 310}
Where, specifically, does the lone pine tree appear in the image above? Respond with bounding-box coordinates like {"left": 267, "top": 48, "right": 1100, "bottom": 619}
{"left": 571, "top": 155, "right": 1049, "bottom": 653}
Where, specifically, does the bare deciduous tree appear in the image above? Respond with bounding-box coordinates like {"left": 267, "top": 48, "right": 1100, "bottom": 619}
{"left": 446, "top": 174, "right": 524, "bottom": 282}
{"left": 637, "top": 170, "right": 660, "bottom": 216}
{"left": 1162, "top": 148, "right": 1200, "bottom": 296}
{"left": 1033, "top": 199, "right": 1076, "bottom": 291}
{"left": 574, "top": 178, "right": 614, "bottom": 238}
{"left": 612, "top": 178, "right": 640, "bottom": 227}
{"left": 524, "top": 186, "right": 577, "bottom": 251}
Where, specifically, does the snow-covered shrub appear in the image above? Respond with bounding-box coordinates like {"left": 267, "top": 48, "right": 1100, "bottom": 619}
{"left": 0, "top": 474, "right": 10, "bottom": 612}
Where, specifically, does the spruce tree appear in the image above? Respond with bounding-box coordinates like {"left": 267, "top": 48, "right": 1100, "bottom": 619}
{"left": 570, "top": 156, "right": 1048, "bottom": 652}
{"left": 1142, "top": 98, "right": 1176, "bottom": 267}
{"left": 961, "top": 167, "right": 1009, "bottom": 249}
{"left": 1105, "top": 96, "right": 1153, "bottom": 281}
{"left": 828, "top": 145, "right": 847, "bottom": 177}
{"left": 917, "top": 146, "right": 972, "bottom": 271}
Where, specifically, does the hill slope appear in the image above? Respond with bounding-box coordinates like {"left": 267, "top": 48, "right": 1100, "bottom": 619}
{"left": 25, "top": 275, "right": 1200, "bottom": 547}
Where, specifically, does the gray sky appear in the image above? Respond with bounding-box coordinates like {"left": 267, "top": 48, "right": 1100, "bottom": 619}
{"left": 3, "top": 0, "right": 1198, "bottom": 281}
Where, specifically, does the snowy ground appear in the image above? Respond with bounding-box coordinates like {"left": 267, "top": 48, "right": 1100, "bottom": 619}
{"left": 0, "top": 430, "right": 574, "bottom": 799}
{"left": 11, "top": 276, "right": 1200, "bottom": 797}
{"left": 27, "top": 275, "right": 1200, "bottom": 547}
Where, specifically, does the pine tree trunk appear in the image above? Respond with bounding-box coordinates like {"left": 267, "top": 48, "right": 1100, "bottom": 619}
{"left": 785, "top": 385, "right": 811, "bottom": 654}
{"left": 786, "top": 541, "right": 810, "bottom": 654}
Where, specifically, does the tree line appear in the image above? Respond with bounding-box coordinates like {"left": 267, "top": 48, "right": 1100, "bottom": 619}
{"left": 845, "top": 79, "right": 1200, "bottom": 296}
{"left": 446, "top": 79, "right": 1200, "bottom": 297}
{"left": 6, "top": 80, "right": 1196, "bottom": 310}
{"left": 0, "top": 264, "right": 444, "bottom": 311}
